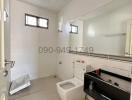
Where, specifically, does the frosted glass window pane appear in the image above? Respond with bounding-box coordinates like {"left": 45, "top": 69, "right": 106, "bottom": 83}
{"left": 71, "top": 25, "right": 78, "bottom": 33}
{"left": 26, "top": 15, "right": 37, "bottom": 26}
{"left": 38, "top": 18, "right": 48, "bottom": 28}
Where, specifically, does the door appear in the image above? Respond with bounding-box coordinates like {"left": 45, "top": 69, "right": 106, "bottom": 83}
{"left": 0, "top": 0, "right": 13, "bottom": 99}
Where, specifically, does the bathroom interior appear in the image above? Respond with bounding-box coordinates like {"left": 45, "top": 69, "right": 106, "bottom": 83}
{"left": 1, "top": 0, "right": 132, "bottom": 100}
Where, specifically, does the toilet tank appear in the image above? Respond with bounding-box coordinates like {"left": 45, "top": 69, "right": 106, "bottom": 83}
{"left": 74, "top": 61, "right": 86, "bottom": 81}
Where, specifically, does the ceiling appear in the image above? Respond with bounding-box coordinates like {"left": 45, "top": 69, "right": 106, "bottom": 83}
{"left": 19, "top": 0, "right": 72, "bottom": 12}
{"left": 79, "top": 0, "right": 132, "bottom": 21}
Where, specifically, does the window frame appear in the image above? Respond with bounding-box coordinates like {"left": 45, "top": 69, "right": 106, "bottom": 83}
{"left": 25, "top": 13, "right": 49, "bottom": 29}
{"left": 70, "top": 24, "right": 78, "bottom": 34}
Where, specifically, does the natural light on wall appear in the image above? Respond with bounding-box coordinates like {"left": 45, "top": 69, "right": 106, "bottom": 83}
{"left": 65, "top": 22, "right": 71, "bottom": 34}
{"left": 87, "top": 25, "right": 95, "bottom": 37}
{"left": 58, "top": 17, "right": 63, "bottom": 31}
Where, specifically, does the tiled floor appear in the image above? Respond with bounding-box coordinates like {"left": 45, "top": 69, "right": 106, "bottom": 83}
{"left": 9, "top": 76, "right": 61, "bottom": 100}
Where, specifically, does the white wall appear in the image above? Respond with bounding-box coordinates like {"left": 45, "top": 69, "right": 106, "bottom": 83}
{"left": 57, "top": 53, "right": 132, "bottom": 80}
{"left": 11, "top": 0, "right": 57, "bottom": 80}
{"left": 57, "top": 0, "right": 132, "bottom": 81}
{"left": 83, "top": 4, "right": 132, "bottom": 56}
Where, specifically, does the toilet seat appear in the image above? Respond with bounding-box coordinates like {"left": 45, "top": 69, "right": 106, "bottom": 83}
{"left": 57, "top": 78, "right": 83, "bottom": 92}
{"left": 60, "top": 82, "right": 75, "bottom": 90}
{"left": 56, "top": 78, "right": 84, "bottom": 100}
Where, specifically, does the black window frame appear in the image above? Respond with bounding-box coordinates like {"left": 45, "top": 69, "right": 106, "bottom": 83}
{"left": 25, "top": 13, "right": 49, "bottom": 29}
{"left": 70, "top": 24, "right": 78, "bottom": 34}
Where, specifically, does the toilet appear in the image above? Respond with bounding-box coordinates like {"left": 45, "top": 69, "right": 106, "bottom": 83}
{"left": 56, "top": 61, "right": 86, "bottom": 100}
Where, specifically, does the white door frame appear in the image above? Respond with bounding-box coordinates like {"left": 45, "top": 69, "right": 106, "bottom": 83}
{"left": 0, "top": 0, "right": 7, "bottom": 100}
{"left": 0, "top": 0, "right": 5, "bottom": 70}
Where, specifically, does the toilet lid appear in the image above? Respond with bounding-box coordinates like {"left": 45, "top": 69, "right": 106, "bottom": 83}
{"left": 74, "top": 62, "right": 86, "bottom": 80}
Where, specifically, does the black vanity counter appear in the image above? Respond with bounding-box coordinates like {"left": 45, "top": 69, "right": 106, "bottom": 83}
{"left": 84, "top": 69, "right": 131, "bottom": 100}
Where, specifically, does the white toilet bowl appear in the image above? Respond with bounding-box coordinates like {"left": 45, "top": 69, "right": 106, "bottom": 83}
{"left": 56, "top": 61, "right": 86, "bottom": 100}
{"left": 56, "top": 78, "right": 84, "bottom": 100}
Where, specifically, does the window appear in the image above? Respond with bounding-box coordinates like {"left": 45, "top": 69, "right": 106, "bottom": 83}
{"left": 25, "top": 14, "right": 48, "bottom": 29}
{"left": 38, "top": 18, "right": 48, "bottom": 28}
{"left": 26, "top": 15, "right": 37, "bottom": 26}
{"left": 70, "top": 24, "right": 78, "bottom": 34}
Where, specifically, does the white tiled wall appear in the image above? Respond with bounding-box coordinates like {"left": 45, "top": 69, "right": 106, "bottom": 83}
{"left": 57, "top": 53, "right": 132, "bottom": 80}
{"left": 11, "top": 0, "right": 57, "bottom": 80}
